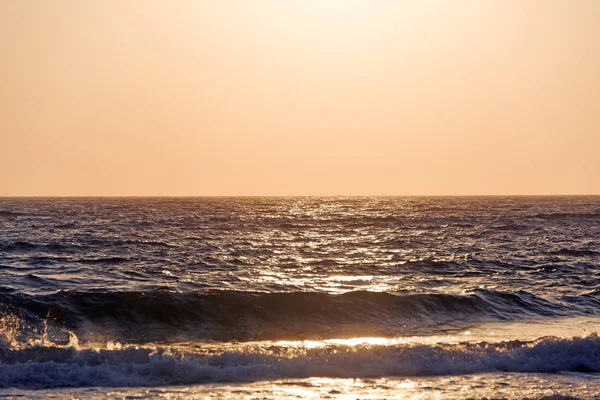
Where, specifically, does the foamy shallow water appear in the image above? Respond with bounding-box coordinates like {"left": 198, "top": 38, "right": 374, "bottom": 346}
{"left": 3, "top": 374, "right": 600, "bottom": 399}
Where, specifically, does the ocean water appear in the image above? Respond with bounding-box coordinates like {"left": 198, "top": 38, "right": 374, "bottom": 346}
{"left": 1, "top": 196, "right": 600, "bottom": 399}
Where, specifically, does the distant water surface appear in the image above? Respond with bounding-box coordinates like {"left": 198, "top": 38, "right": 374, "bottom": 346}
{"left": 0, "top": 196, "right": 599, "bottom": 398}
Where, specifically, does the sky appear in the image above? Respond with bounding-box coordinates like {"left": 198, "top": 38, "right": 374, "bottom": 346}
{"left": 1, "top": 0, "right": 598, "bottom": 196}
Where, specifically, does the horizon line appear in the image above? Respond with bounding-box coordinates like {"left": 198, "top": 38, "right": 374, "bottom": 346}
{"left": 1, "top": 194, "right": 600, "bottom": 198}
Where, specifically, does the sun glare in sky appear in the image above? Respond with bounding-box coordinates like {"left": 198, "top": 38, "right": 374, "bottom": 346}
{"left": 290, "top": 0, "right": 391, "bottom": 14}
{"left": 0, "top": 0, "right": 598, "bottom": 196}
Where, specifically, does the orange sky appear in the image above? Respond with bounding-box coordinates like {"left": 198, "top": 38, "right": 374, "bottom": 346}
{"left": 1, "top": 0, "right": 598, "bottom": 196}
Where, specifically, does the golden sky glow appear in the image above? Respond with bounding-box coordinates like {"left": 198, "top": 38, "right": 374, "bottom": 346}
{"left": 1, "top": 0, "right": 598, "bottom": 196}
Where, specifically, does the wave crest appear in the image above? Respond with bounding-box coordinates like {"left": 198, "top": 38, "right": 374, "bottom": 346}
{"left": 0, "top": 289, "right": 578, "bottom": 342}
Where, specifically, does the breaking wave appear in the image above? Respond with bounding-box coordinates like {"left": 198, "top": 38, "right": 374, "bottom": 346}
{"left": 0, "top": 289, "right": 591, "bottom": 343}
{"left": 1, "top": 334, "right": 600, "bottom": 388}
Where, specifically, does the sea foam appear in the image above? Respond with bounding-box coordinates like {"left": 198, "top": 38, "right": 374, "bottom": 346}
{"left": 1, "top": 334, "right": 600, "bottom": 388}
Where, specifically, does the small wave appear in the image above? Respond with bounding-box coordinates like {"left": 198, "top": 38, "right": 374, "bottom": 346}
{"left": 56, "top": 222, "right": 77, "bottom": 229}
{"left": 0, "top": 210, "right": 25, "bottom": 217}
{"left": 0, "top": 241, "right": 37, "bottom": 251}
{"left": 1, "top": 335, "right": 600, "bottom": 388}
{"left": 83, "top": 238, "right": 178, "bottom": 249}
{"left": 395, "top": 259, "right": 461, "bottom": 275}
{"left": 0, "top": 241, "right": 81, "bottom": 253}
{"left": 76, "top": 257, "right": 132, "bottom": 265}
{"left": 582, "top": 288, "right": 600, "bottom": 297}
{"left": 24, "top": 274, "right": 49, "bottom": 283}
{"left": 532, "top": 212, "right": 600, "bottom": 220}
{"left": 551, "top": 248, "right": 600, "bottom": 257}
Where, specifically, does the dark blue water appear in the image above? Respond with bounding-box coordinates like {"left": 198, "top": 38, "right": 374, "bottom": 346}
{"left": 1, "top": 196, "right": 600, "bottom": 391}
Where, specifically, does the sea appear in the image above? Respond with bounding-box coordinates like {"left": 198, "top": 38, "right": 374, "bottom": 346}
{"left": 0, "top": 196, "right": 600, "bottom": 399}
